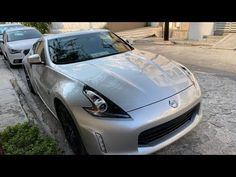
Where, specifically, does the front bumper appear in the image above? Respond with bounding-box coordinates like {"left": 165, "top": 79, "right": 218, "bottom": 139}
{"left": 74, "top": 84, "right": 202, "bottom": 155}
{"left": 7, "top": 49, "right": 29, "bottom": 65}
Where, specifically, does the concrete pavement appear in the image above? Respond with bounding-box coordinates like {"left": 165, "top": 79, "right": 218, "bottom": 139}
{"left": 0, "top": 58, "right": 28, "bottom": 131}
{"left": 134, "top": 42, "right": 236, "bottom": 74}
{"left": 157, "top": 71, "right": 236, "bottom": 154}
{"left": 116, "top": 27, "right": 161, "bottom": 40}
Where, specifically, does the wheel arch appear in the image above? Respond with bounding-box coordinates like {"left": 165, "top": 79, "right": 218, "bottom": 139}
{"left": 53, "top": 95, "right": 78, "bottom": 125}
{"left": 53, "top": 96, "right": 70, "bottom": 118}
{"left": 53, "top": 96, "right": 88, "bottom": 155}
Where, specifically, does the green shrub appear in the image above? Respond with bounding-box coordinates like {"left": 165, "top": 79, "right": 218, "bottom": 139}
{"left": 21, "top": 22, "right": 50, "bottom": 34}
{"left": 0, "top": 123, "right": 61, "bottom": 155}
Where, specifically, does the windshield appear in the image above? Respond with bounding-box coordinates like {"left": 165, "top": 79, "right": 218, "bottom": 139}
{"left": 0, "top": 25, "right": 22, "bottom": 35}
{"left": 7, "top": 29, "right": 42, "bottom": 42}
{"left": 48, "top": 31, "right": 133, "bottom": 64}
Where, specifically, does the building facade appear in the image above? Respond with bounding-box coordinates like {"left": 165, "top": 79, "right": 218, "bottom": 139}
{"left": 188, "top": 22, "right": 236, "bottom": 40}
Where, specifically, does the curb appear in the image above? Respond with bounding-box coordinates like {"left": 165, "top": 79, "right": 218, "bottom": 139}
{"left": 172, "top": 41, "right": 213, "bottom": 47}
{"left": 10, "top": 79, "right": 32, "bottom": 123}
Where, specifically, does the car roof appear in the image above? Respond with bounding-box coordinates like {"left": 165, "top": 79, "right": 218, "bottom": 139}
{"left": 5, "top": 27, "right": 37, "bottom": 33}
{"left": 44, "top": 28, "right": 110, "bottom": 40}
{"left": 0, "top": 23, "right": 23, "bottom": 27}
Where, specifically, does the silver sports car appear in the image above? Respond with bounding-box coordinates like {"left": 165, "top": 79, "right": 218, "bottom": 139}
{"left": 23, "top": 29, "right": 202, "bottom": 155}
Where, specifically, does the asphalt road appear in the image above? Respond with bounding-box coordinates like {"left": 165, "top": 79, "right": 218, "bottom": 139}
{"left": 2, "top": 42, "right": 236, "bottom": 154}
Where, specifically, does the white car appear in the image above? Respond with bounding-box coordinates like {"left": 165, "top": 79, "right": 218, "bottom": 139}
{"left": 0, "top": 23, "right": 23, "bottom": 54}
{"left": 0, "top": 27, "right": 42, "bottom": 67}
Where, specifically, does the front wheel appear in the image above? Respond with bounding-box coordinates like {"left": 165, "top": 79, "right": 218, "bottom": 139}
{"left": 4, "top": 53, "right": 14, "bottom": 68}
{"left": 56, "top": 103, "right": 87, "bottom": 155}
{"left": 9, "top": 61, "right": 15, "bottom": 68}
{"left": 3, "top": 54, "right": 7, "bottom": 60}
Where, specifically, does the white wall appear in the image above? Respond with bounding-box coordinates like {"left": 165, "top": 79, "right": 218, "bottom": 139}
{"left": 150, "top": 22, "right": 159, "bottom": 27}
{"left": 50, "top": 22, "right": 107, "bottom": 33}
{"left": 188, "top": 22, "right": 214, "bottom": 40}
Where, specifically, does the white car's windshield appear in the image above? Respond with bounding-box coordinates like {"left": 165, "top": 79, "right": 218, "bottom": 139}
{"left": 0, "top": 25, "right": 22, "bottom": 35}
{"left": 48, "top": 31, "right": 133, "bottom": 64}
{"left": 7, "top": 29, "right": 42, "bottom": 42}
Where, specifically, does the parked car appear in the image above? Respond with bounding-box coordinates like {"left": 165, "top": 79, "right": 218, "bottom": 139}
{"left": 23, "top": 29, "right": 202, "bottom": 155}
{"left": 0, "top": 23, "right": 23, "bottom": 54}
{"left": 0, "top": 27, "right": 42, "bottom": 67}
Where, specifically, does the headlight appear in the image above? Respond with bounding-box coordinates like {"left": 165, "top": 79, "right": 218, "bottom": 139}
{"left": 174, "top": 61, "right": 201, "bottom": 94}
{"left": 180, "top": 65, "right": 197, "bottom": 84}
{"left": 83, "top": 85, "right": 131, "bottom": 118}
{"left": 173, "top": 61, "right": 195, "bottom": 82}
{"left": 9, "top": 48, "right": 21, "bottom": 54}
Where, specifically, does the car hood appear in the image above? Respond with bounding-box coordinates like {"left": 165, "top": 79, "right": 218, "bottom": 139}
{"left": 55, "top": 50, "right": 193, "bottom": 111}
{"left": 7, "top": 38, "right": 39, "bottom": 50}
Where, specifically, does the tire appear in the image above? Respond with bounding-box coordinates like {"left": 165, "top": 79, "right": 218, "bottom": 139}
{"left": 2, "top": 53, "right": 7, "bottom": 60}
{"left": 9, "top": 61, "right": 15, "bottom": 68}
{"left": 4, "top": 53, "right": 14, "bottom": 68}
{"left": 56, "top": 103, "right": 87, "bottom": 155}
{"left": 23, "top": 67, "right": 36, "bottom": 94}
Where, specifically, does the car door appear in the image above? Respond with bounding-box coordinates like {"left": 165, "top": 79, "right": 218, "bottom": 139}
{"left": 31, "top": 40, "right": 53, "bottom": 108}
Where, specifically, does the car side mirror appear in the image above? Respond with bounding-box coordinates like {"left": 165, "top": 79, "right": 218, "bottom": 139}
{"left": 28, "top": 54, "right": 44, "bottom": 64}
{"left": 125, "top": 38, "right": 133, "bottom": 45}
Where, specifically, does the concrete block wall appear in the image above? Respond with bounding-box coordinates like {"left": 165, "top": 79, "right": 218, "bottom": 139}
{"left": 188, "top": 22, "right": 214, "bottom": 40}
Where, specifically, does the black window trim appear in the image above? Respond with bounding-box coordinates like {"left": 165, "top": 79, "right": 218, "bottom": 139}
{"left": 35, "top": 40, "right": 46, "bottom": 64}
{"left": 47, "top": 31, "right": 134, "bottom": 65}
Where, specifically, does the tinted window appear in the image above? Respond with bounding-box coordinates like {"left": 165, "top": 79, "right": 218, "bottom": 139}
{"left": 48, "top": 31, "right": 132, "bottom": 64}
{"left": 35, "top": 41, "right": 45, "bottom": 62}
{"left": 32, "top": 41, "right": 39, "bottom": 54}
{"left": 7, "top": 29, "right": 42, "bottom": 42}
{"left": 0, "top": 25, "right": 22, "bottom": 35}
{"left": 40, "top": 49, "right": 45, "bottom": 62}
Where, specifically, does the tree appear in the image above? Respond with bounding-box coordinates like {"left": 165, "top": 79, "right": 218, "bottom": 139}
{"left": 21, "top": 22, "right": 50, "bottom": 34}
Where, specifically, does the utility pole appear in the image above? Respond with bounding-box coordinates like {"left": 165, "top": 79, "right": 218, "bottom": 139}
{"left": 164, "top": 22, "right": 169, "bottom": 41}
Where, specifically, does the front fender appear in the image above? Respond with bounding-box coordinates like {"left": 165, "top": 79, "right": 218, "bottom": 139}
{"left": 51, "top": 81, "right": 92, "bottom": 121}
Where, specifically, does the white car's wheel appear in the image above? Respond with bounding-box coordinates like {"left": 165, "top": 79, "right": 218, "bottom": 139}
{"left": 4, "top": 53, "right": 15, "bottom": 68}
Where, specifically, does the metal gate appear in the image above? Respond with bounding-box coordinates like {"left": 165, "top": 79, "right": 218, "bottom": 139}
{"left": 214, "top": 22, "right": 236, "bottom": 34}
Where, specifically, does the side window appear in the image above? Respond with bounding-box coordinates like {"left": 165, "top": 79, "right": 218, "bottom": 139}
{"left": 35, "top": 41, "right": 46, "bottom": 63}
{"left": 40, "top": 48, "right": 45, "bottom": 62}
{"left": 34, "top": 41, "right": 42, "bottom": 53}
{"left": 32, "top": 42, "right": 39, "bottom": 54}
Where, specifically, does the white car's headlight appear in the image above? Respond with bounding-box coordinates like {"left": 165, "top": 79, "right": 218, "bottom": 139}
{"left": 9, "top": 48, "right": 21, "bottom": 54}
{"left": 83, "top": 85, "right": 131, "bottom": 118}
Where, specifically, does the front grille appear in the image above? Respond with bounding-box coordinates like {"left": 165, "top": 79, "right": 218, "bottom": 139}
{"left": 13, "top": 59, "right": 23, "bottom": 63}
{"left": 23, "top": 49, "right": 30, "bottom": 55}
{"left": 138, "top": 103, "right": 200, "bottom": 146}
